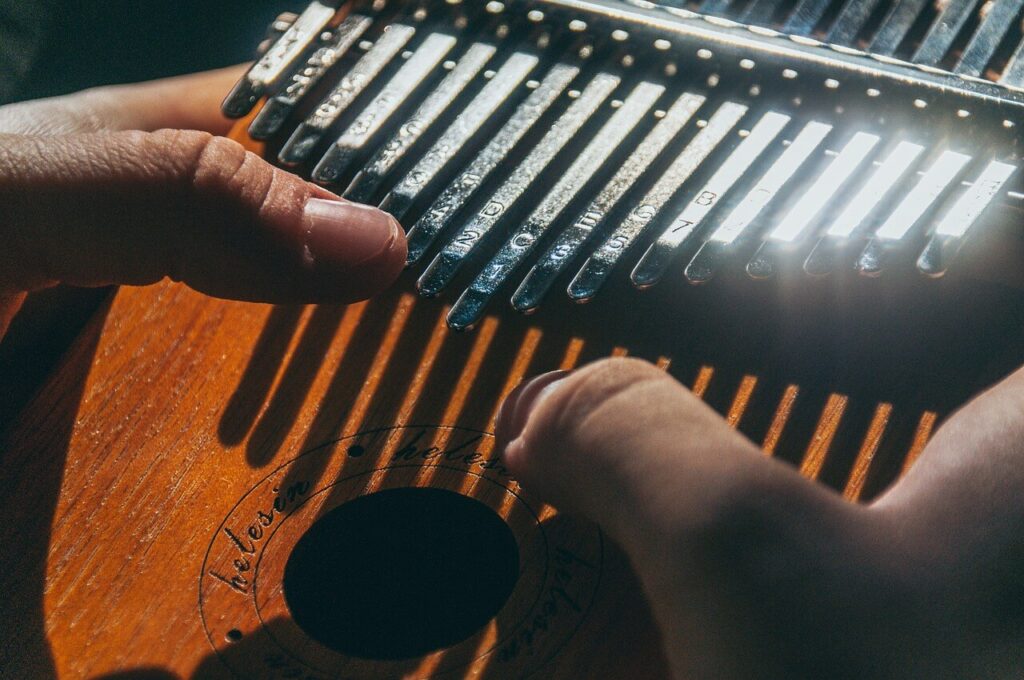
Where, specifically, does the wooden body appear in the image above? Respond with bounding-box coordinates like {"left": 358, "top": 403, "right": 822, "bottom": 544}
{"left": 2, "top": 281, "right": 671, "bottom": 679}
{"left": 6, "top": 265, "right": 1024, "bottom": 678}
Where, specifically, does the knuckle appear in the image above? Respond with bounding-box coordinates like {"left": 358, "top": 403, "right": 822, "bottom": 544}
{"left": 174, "top": 131, "right": 291, "bottom": 219}
{"left": 534, "top": 357, "right": 674, "bottom": 447}
{"left": 176, "top": 131, "right": 246, "bottom": 194}
{"left": 139, "top": 129, "right": 217, "bottom": 186}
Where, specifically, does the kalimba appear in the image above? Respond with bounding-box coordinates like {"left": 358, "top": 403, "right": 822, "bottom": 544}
{"left": 5, "top": 0, "right": 1024, "bottom": 677}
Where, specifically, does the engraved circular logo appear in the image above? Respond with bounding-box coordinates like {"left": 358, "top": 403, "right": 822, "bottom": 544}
{"left": 200, "top": 426, "right": 603, "bottom": 679}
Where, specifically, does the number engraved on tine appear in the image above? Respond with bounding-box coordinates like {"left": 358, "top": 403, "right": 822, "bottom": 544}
{"left": 567, "top": 100, "right": 747, "bottom": 300}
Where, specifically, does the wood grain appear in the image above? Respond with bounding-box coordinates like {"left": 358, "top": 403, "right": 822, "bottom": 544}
{"left": 0, "top": 269, "right": 957, "bottom": 678}
{"left": 0, "top": 282, "right": 673, "bottom": 678}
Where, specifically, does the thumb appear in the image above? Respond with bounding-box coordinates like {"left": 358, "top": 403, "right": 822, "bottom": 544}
{"left": 0, "top": 130, "right": 406, "bottom": 302}
{"left": 496, "top": 358, "right": 864, "bottom": 678}
{"left": 496, "top": 358, "right": 840, "bottom": 547}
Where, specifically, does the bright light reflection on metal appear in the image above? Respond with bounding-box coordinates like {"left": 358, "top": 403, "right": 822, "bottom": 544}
{"left": 709, "top": 121, "right": 832, "bottom": 244}
{"left": 769, "top": 131, "right": 879, "bottom": 242}
{"left": 934, "top": 161, "right": 1016, "bottom": 237}
{"left": 874, "top": 150, "right": 971, "bottom": 240}
{"left": 657, "top": 110, "right": 790, "bottom": 249}
{"left": 826, "top": 141, "right": 924, "bottom": 238}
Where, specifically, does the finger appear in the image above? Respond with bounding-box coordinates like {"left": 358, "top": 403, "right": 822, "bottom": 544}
{"left": 495, "top": 359, "right": 872, "bottom": 678}
{"left": 0, "top": 65, "right": 246, "bottom": 136}
{"left": 0, "top": 130, "right": 406, "bottom": 303}
{"left": 494, "top": 359, "right": 861, "bottom": 674}
{"left": 875, "top": 364, "right": 1024, "bottom": 558}
{"left": 497, "top": 358, "right": 844, "bottom": 548}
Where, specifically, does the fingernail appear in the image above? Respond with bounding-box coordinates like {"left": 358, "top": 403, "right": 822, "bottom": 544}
{"left": 495, "top": 370, "right": 570, "bottom": 453}
{"left": 303, "top": 198, "right": 402, "bottom": 268}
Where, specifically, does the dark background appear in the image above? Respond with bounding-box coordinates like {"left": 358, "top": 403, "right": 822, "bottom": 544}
{"left": 5, "top": 0, "right": 307, "bottom": 102}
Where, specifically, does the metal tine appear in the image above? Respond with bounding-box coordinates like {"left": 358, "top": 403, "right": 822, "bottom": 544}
{"left": 343, "top": 42, "right": 497, "bottom": 204}
{"left": 632, "top": 111, "right": 791, "bottom": 290}
{"left": 999, "top": 38, "right": 1024, "bottom": 87}
{"left": 870, "top": 0, "right": 931, "bottom": 56}
{"left": 513, "top": 92, "right": 706, "bottom": 312}
{"left": 312, "top": 33, "right": 457, "bottom": 185}
{"left": 223, "top": 0, "right": 340, "bottom": 118}
{"left": 827, "top": 0, "right": 883, "bottom": 45}
{"left": 912, "top": 0, "right": 977, "bottom": 67}
{"left": 746, "top": 130, "right": 879, "bottom": 280}
{"left": 418, "top": 73, "right": 621, "bottom": 298}
{"left": 804, "top": 140, "right": 925, "bottom": 276}
{"left": 783, "top": 0, "right": 837, "bottom": 35}
{"left": 447, "top": 81, "right": 665, "bottom": 330}
{"left": 955, "top": 0, "right": 1024, "bottom": 76}
{"left": 686, "top": 120, "right": 831, "bottom": 285}
{"left": 918, "top": 160, "right": 1016, "bottom": 277}
{"left": 568, "top": 102, "right": 747, "bottom": 302}
{"left": 700, "top": 0, "right": 737, "bottom": 16}
{"left": 857, "top": 149, "right": 972, "bottom": 276}
{"left": 396, "top": 58, "right": 572, "bottom": 260}
{"left": 279, "top": 24, "right": 416, "bottom": 166}
{"left": 250, "top": 15, "right": 372, "bottom": 140}
{"left": 267, "top": 13, "right": 300, "bottom": 41}
{"left": 742, "top": 0, "right": 789, "bottom": 25}
{"left": 381, "top": 51, "right": 544, "bottom": 228}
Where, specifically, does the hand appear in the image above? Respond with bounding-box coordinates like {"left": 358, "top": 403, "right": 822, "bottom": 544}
{"left": 496, "top": 358, "right": 1024, "bottom": 679}
{"left": 0, "top": 66, "right": 407, "bottom": 334}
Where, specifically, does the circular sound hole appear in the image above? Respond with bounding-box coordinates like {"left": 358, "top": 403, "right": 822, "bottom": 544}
{"left": 283, "top": 487, "right": 520, "bottom": 660}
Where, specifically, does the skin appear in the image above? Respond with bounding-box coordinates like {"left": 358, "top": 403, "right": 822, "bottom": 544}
{"left": 0, "top": 65, "right": 408, "bottom": 337}
{"left": 496, "top": 360, "right": 1024, "bottom": 679}
{"left": 4, "top": 66, "right": 1024, "bottom": 679}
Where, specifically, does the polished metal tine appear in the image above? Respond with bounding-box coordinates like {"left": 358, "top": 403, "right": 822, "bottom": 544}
{"left": 742, "top": 0, "right": 787, "bottom": 24}
{"left": 870, "top": 0, "right": 930, "bottom": 56}
{"left": 999, "top": 39, "right": 1024, "bottom": 87}
{"left": 380, "top": 52, "right": 543, "bottom": 228}
{"left": 446, "top": 82, "right": 664, "bottom": 329}
{"left": 398, "top": 59, "right": 572, "bottom": 262}
{"left": 632, "top": 111, "right": 790, "bottom": 290}
{"left": 514, "top": 92, "right": 706, "bottom": 312}
{"left": 223, "top": 1, "right": 339, "bottom": 118}
{"left": 826, "top": 141, "right": 925, "bottom": 240}
{"left": 249, "top": 15, "right": 371, "bottom": 139}
{"left": 687, "top": 120, "right": 831, "bottom": 284}
{"left": 827, "top": 0, "right": 883, "bottom": 45}
{"left": 312, "top": 33, "right": 457, "bottom": 185}
{"left": 700, "top": 0, "right": 735, "bottom": 15}
{"left": 765, "top": 131, "right": 879, "bottom": 243}
{"left": 912, "top": 0, "right": 976, "bottom": 67}
{"left": 568, "top": 102, "right": 747, "bottom": 302}
{"left": 801, "top": 238, "right": 839, "bottom": 277}
{"left": 418, "top": 73, "right": 620, "bottom": 298}
{"left": 783, "top": 0, "right": 835, "bottom": 36}
{"left": 748, "top": 132, "right": 878, "bottom": 279}
{"left": 955, "top": 0, "right": 1024, "bottom": 76}
{"left": 278, "top": 24, "right": 416, "bottom": 166}
{"left": 857, "top": 149, "right": 971, "bottom": 276}
{"left": 343, "top": 43, "right": 496, "bottom": 204}
{"left": 805, "top": 140, "right": 924, "bottom": 276}
{"left": 267, "top": 13, "right": 300, "bottom": 39}
{"left": 918, "top": 160, "right": 1016, "bottom": 277}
